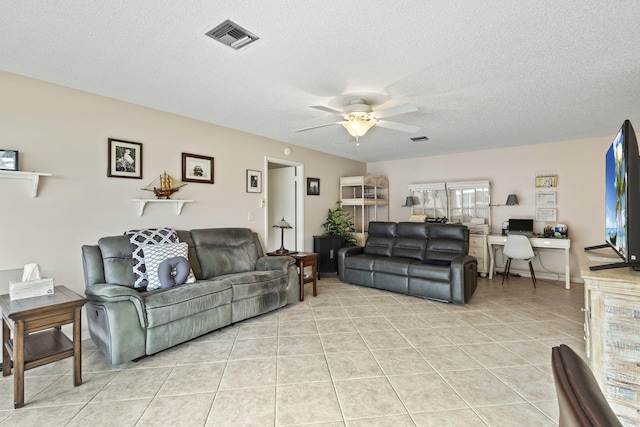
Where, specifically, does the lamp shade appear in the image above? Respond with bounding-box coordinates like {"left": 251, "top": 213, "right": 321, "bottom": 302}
{"left": 506, "top": 194, "right": 519, "bottom": 206}
{"left": 403, "top": 196, "right": 414, "bottom": 207}
{"left": 273, "top": 217, "right": 292, "bottom": 229}
{"left": 342, "top": 117, "right": 375, "bottom": 138}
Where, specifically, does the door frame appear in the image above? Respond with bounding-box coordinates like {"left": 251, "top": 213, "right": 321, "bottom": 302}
{"left": 264, "top": 157, "right": 305, "bottom": 252}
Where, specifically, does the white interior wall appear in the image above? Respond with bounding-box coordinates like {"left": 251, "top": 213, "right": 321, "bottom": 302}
{"left": 1, "top": 69, "right": 629, "bottom": 345}
{"left": 0, "top": 71, "right": 366, "bottom": 342}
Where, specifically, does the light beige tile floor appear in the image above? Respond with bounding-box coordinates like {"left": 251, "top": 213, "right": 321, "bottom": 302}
{"left": 0, "top": 275, "right": 585, "bottom": 426}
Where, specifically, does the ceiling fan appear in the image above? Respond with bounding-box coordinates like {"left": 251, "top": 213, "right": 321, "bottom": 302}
{"left": 294, "top": 99, "right": 420, "bottom": 139}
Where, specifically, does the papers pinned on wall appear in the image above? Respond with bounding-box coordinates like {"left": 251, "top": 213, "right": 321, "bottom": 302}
{"left": 536, "top": 208, "right": 557, "bottom": 222}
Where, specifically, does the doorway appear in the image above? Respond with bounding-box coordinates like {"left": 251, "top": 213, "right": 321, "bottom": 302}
{"left": 265, "top": 157, "right": 304, "bottom": 253}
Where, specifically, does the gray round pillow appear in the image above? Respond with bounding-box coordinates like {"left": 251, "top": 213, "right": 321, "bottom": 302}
{"left": 158, "top": 256, "right": 191, "bottom": 289}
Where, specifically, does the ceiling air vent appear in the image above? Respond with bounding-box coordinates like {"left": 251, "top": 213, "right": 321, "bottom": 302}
{"left": 410, "top": 136, "right": 430, "bottom": 142}
{"left": 205, "top": 19, "right": 259, "bottom": 50}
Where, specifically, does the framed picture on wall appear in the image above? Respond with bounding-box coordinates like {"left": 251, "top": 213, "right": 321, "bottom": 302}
{"left": 307, "top": 177, "right": 320, "bottom": 195}
{"left": 246, "top": 169, "right": 262, "bottom": 193}
{"left": 182, "top": 153, "right": 214, "bottom": 184}
{"left": 108, "top": 138, "right": 143, "bottom": 179}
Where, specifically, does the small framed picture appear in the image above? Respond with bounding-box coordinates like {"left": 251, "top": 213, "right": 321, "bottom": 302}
{"left": 307, "top": 177, "right": 320, "bottom": 195}
{"left": 182, "top": 153, "right": 214, "bottom": 184}
{"left": 0, "top": 150, "right": 19, "bottom": 171}
{"left": 246, "top": 169, "right": 262, "bottom": 193}
{"left": 108, "top": 138, "right": 143, "bottom": 179}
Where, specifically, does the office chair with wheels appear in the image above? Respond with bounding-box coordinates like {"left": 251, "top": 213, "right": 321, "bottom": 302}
{"left": 502, "top": 234, "right": 536, "bottom": 288}
{"left": 552, "top": 344, "right": 622, "bottom": 427}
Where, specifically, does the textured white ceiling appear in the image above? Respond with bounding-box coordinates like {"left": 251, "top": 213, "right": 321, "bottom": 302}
{"left": 2, "top": 1, "right": 640, "bottom": 162}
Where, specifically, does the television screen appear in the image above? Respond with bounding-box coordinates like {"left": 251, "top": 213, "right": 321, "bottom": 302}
{"left": 605, "top": 128, "right": 627, "bottom": 259}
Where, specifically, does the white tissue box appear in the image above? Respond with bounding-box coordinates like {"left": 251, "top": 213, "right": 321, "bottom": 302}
{"left": 9, "top": 278, "right": 54, "bottom": 300}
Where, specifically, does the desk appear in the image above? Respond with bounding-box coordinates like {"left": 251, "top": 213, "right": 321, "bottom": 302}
{"left": 487, "top": 235, "right": 571, "bottom": 289}
{"left": 1, "top": 286, "right": 87, "bottom": 408}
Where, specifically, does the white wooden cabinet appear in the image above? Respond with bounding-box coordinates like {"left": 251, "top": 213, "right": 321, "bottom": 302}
{"left": 469, "top": 234, "right": 489, "bottom": 276}
{"left": 340, "top": 175, "right": 389, "bottom": 246}
{"left": 580, "top": 249, "right": 640, "bottom": 426}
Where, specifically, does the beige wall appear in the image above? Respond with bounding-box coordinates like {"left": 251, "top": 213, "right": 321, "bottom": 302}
{"left": 0, "top": 71, "right": 365, "bottom": 301}
{"left": 0, "top": 69, "right": 627, "bottom": 344}
{"left": 368, "top": 136, "right": 615, "bottom": 282}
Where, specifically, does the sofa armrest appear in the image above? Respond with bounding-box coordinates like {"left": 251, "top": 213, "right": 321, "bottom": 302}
{"left": 337, "top": 246, "right": 364, "bottom": 280}
{"left": 255, "top": 255, "right": 295, "bottom": 272}
{"left": 84, "top": 283, "right": 147, "bottom": 328}
{"left": 256, "top": 255, "right": 299, "bottom": 303}
{"left": 449, "top": 255, "right": 478, "bottom": 304}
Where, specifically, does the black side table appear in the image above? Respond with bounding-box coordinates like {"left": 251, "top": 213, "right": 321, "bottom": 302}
{"left": 313, "top": 235, "right": 345, "bottom": 279}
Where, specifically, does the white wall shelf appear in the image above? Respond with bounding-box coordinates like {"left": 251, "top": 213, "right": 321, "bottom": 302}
{"left": 133, "top": 199, "right": 193, "bottom": 216}
{"left": 0, "top": 171, "right": 52, "bottom": 197}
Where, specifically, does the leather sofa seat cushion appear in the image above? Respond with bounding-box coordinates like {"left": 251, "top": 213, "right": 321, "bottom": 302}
{"left": 217, "top": 270, "right": 289, "bottom": 301}
{"left": 373, "top": 257, "right": 414, "bottom": 275}
{"left": 342, "top": 254, "right": 377, "bottom": 271}
{"left": 408, "top": 263, "right": 451, "bottom": 281}
{"left": 144, "top": 280, "right": 232, "bottom": 328}
{"left": 191, "top": 228, "right": 260, "bottom": 279}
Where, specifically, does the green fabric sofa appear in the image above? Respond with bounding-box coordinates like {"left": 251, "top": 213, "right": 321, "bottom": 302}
{"left": 81, "top": 227, "right": 299, "bottom": 365}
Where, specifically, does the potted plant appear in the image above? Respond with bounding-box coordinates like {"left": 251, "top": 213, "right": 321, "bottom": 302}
{"left": 322, "top": 201, "right": 357, "bottom": 247}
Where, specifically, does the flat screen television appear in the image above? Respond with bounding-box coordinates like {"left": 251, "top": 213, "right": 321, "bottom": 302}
{"left": 586, "top": 119, "right": 640, "bottom": 270}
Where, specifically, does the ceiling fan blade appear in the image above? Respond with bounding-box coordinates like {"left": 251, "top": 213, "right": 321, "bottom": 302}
{"left": 311, "top": 105, "right": 343, "bottom": 114}
{"left": 375, "top": 120, "right": 421, "bottom": 133}
{"left": 371, "top": 103, "right": 418, "bottom": 119}
{"left": 294, "top": 121, "right": 343, "bottom": 132}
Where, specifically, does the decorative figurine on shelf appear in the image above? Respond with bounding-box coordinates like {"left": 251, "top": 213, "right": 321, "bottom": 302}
{"left": 272, "top": 217, "right": 293, "bottom": 254}
{"left": 142, "top": 171, "right": 186, "bottom": 199}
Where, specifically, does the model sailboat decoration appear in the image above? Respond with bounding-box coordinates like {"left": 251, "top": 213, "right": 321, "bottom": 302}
{"left": 142, "top": 172, "right": 186, "bottom": 199}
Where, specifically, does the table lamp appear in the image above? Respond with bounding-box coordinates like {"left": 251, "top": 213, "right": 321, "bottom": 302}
{"left": 273, "top": 217, "right": 293, "bottom": 254}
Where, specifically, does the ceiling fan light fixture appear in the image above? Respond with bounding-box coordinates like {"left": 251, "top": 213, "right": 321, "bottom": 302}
{"left": 342, "top": 117, "right": 376, "bottom": 138}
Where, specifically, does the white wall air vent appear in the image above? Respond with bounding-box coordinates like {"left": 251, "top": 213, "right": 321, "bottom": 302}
{"left": 205, "top": 20, "right": 259, "bottom": 50}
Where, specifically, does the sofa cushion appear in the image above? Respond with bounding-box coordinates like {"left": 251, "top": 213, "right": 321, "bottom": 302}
{"left": 98, "top": 235, "right": 136, "bottom": 287}
{"left": 342, "top": 254, "right": 378, "bottom": 271}
{"left": 363, "top": 222, "right": 397, "bottom": 257}
{"left": 390, "top": 223, "right": 429, "bottom": 260}
{"left": 126, "top": 228, "right": 179, "bottom": 289}
{"left": 392, "top": 238, "right": 427, "bottom": 260}
{"left": 191, "top": 228, "right": 259, "bottom": 279}
{"left": 143, "top": 280, "right": 232, "bottom": 328}
{"left": 409, "top": 262, "right": 451, "bottom": 281}
{"left": 373, "top": 257, "right": 414, "bottom": 275}
{"left": 142, "top": 242, "right": 195, "bottom": 291}
{"left": 216, "top": 270, "right": 288, "bottom": 301}
{"left": 425, "top": 224, "right": 468, "bottom": 260}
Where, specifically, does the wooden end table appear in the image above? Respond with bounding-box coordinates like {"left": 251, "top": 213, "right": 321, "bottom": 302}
{"left": 1, "top": 285, "right": 87, "bottom": 408}
{"left": 267, "top": 252, "right": 319, "bottom": 301}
